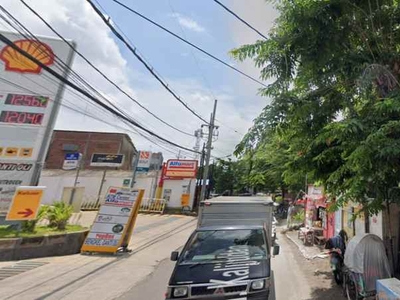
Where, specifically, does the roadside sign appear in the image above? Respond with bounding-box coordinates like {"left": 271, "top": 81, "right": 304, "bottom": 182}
{"left": 136, "top": 151, "right": 151, "bottom": 173}
{"left": 6, "top": 186, "right": 45, "bottom": 221}
{"left": 81, "top": 187, "right": 144, "bottom": 253}
{"left": 62, "top": 152, "right": 80, "bottom": 170}
{"left": 122, "top": 179, "right": 131, "bottom": 187}
{"left": 165, "top": 160, "right": 198, "bottom": 178}
{"left": 0, "top": 32, "right": 74, "bottom": 214}
{"left": 90, "top": 153, "right": 124, "bottom": 168}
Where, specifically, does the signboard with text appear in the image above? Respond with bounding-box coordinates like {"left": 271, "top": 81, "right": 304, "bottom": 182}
{"left": 90, "top": 153, "right": 124, "bottom": 168}
{"left": 6, "top": 186, "right": 45, "bottom": 221}
{"left": 81, "top": 187, "right": 144, "bottom": 253}
{"left": 62, "top": 152, "right": 80, "bottom": 170}
{"left": 136, "top": 151, "right": 151, "bottom": 173}
{"left": 0, "top": 32, "right": 74, "bottom": 213}
{"left": 165, "top": 159, "right": 198, "bottom": 178}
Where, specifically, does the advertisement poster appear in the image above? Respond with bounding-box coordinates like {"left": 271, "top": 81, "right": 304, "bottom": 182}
{"left": 136, "top": 151, "right": 151, "bottom": 173}
{"left": 81, "top": 187, "right": 144, "bottom": 253}
{"left": 0, "top": 32, "right": 74, "bottom": 213}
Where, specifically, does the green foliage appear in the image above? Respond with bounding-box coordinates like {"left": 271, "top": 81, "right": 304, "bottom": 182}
{"left": 47, "top": 202, "right": 73, "bottom": 230}
{"left": 21, "top": 205, "right": 50, "bottom": 233}
{"left": 231, "top": 0, "right": 400, "bottom": 214}
{"left": 293, "top": 209, "right": 305, "bottom": 223}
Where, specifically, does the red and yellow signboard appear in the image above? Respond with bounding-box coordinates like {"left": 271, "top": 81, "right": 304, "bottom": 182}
{"left": 6, "top": 186, "right": 45, "bottom": 221}
{"left": 0, "top": 39, "right": 54, "bottom": 74}
{"left": 165, "top": 159, "right": 198, "bottom": 178}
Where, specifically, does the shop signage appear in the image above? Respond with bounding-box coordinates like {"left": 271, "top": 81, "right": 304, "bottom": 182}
{"left": 81, "top": 187, "right": 144, "bottom": 253}
{"left": 0, "top": 32, "right": 74, "bottom": 214}
{"left": 165, "top": 159, "right": 198, "bottom": 178}
{"left": 62, "top": 152, "right": 81, "bottom": 170}
{"left": 136, "top": 151, "right": 151, "bottom": 173}
{"left": 6, "top": 186, "right": 45, "bottom": 221}
{"left": 90, "top": 153, "right": 124, "bottom": 168}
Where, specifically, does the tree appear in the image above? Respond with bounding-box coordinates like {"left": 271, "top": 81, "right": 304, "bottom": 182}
{"left": 231, "top": 0, "right": 400, "bottom": 214}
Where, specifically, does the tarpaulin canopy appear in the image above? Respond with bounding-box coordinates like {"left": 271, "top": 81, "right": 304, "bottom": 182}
{"left": 344, "top": 233, "right": 391, "bottom": 292}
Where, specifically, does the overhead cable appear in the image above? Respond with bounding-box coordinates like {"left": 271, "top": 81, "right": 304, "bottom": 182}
{"left": 86, "top": 0, "right": 209, "bottom": 124}
{"left": 111, "top": 0, "right": 268, "bottom": 88}
{"left": 0, "top": 33, "right": 199, "bottom": 154}
{"left": 213, "top": 0, "right": 268, "bottom": 40}
{"left": 16, "top": 0, "right": 193, "bottom": 137}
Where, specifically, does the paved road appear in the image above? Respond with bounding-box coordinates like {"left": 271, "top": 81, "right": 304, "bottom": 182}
{"left": 0, "top": 214, "right": 197, "bottom": 300}
{"left": 118, "top": 227, "right": 312, "bottom": 300}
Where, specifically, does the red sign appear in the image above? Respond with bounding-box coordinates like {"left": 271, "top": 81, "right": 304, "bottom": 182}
{"left": 0, "top": 111, "right": 44, "bottom": 125}
{"left": 165, "top": 159, "right": 198, "bottom": 178}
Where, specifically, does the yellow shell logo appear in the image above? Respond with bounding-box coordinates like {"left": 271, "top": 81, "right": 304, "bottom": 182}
{"left": 0, "top": 39, "right": 54, "bottom": 74}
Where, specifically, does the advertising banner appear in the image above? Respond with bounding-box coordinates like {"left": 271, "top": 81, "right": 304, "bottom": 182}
{"left": 0, "top": 31, "right": 74, "bottom": 213}
{"left": 136, "top": 151, "right": 151, "bottom": 173}
{"left": 81, "top": 187, "right": 144, "bottom": 253}
{"left": 165, "top": 159, "right": 198, "bottom": 178}
{"left": 62, "top": 152, "right": 80, "bottom": 170}
{"left": 90, "top": 153, "right": 124, "bottom": 168}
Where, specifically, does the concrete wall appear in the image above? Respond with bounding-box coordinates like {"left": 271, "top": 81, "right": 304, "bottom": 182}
{"left": 162, "top": 178, "right": 196, "bottom": 208}
{"left": 39, "top": 170, "right": 155, "bottom": 206}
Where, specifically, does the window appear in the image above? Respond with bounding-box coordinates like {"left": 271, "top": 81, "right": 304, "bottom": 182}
{"left": 180, "top": 229, "right": 267, "bottom": 264}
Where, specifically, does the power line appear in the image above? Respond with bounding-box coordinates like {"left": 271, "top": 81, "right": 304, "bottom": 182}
{"left": 213, "top": 0, "right": 268, "bottom": 40}
{"left": 14, "top": 0, "right": 193, "bottom": 137}
{"left": 86, "top": 0, "right": 209, "bottom": 124}
{"left": 0, "top": 77, "right": 193, "bottom": 157}
{"left": 111, "top": 0, "right": 267, "bottom": 88}
{"left": 0, "top": 32, "right": 199, "bottom": 154}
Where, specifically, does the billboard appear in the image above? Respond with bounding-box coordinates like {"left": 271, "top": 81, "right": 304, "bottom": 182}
{"left": 81, "top": 187, "right": 144, "bottom": 253}
{"left": 165, "top": 159, "right": 198, "bottom": 178}
{"left": 0, "top": 32, "right": 74, "bottom": 213}
{"left": 136, "top": 151, "right": 151, "bottom": 173}
{"left": 90, "top": 153, "right": 124, "bottom": 168}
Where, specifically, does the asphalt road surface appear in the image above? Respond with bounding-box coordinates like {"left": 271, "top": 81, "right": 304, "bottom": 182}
{"left": 117, "top": 228, "right": 312, "bottom": 300}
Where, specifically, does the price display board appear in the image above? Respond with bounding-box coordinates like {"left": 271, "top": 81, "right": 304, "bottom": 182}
{"left": 81, "top": 187, "right": 144, "bottom": 253}
{"left": 0, "top": 32, "right": 74, "bottom": 214}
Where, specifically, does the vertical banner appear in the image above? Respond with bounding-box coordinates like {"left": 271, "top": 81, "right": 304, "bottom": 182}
{"left": 81, "top": 187, "right": 144, "bottom": 253}
{"left": 136, "top": 151, "right": 151, "bottom": 173}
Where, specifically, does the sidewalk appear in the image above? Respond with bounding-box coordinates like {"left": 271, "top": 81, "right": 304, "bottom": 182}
{"left": 285, "top": 230, "right": 329, "bottom": 260}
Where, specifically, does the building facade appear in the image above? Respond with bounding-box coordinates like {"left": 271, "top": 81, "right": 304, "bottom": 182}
{"left": 45, "top": 130, "right": 137, "bottom": 170}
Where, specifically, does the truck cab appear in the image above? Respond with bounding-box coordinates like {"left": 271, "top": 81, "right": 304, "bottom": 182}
{"left": 166, "top": 197, "right": 279, "bottom": 300}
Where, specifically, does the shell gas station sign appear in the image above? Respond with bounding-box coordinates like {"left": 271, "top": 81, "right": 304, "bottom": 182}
{"left": 0, "top": 32, "right": 74, "bottom": 214}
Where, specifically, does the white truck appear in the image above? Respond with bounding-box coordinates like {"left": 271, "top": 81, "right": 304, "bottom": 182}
{"left": 166, "top": 197, "right": 279, "bottom": 300}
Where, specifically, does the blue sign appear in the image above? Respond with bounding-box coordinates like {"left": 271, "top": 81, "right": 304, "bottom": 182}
{"left": 65, "top": 153, "right": 80, "bottom": 160}
{"left": 63, "top": 152, "right": 81, "bottom": 170}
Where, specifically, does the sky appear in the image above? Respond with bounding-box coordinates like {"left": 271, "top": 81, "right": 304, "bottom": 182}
{"left": 0, "top": 0, "right": 278, "bottom": 160}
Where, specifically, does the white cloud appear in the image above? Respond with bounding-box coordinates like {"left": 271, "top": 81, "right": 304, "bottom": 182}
{"left": 171, "top": 13, "right": 205, "bottom": 33}
{"left": 0, "top": 0, "right": 265, "bottom": 160}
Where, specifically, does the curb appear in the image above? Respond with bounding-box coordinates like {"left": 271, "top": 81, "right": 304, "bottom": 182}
{"left": 285, "top": 233, "right": 329, "bottom": 260}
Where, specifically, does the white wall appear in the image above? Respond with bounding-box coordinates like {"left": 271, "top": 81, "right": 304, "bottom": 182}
{"left": 39, "top": 169, "right": 156, "bottom": 206}
{"left": 162, "top": 178, "right": 196, "bottom": 208}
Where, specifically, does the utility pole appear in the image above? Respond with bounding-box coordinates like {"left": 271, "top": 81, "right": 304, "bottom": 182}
{"left": 199, "top": 100, "right": 218, "bottom": 204}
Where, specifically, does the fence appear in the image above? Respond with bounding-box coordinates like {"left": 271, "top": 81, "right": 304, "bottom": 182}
{"left": 139, "top": 198, "right": 167, "bottom": 214}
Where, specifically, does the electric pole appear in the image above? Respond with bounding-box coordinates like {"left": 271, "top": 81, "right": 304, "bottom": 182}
{"left": 199, "top": 100, "right": 218, "bottom": 204}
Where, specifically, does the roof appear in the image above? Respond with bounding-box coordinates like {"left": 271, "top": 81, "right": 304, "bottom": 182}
{"left": 196, "top": 225, "right": 264, "bottom": 231}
